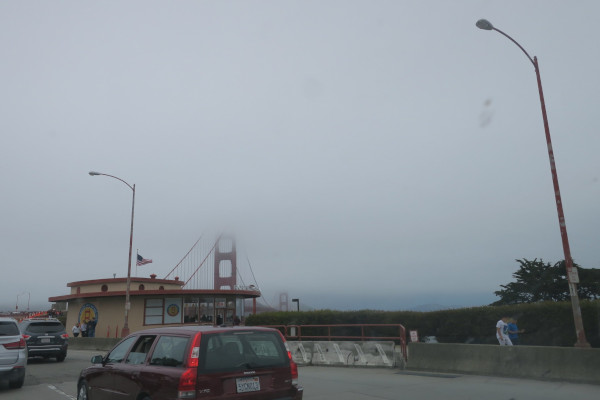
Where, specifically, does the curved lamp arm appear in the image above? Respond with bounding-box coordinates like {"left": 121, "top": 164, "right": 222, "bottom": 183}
{"left": 476, "top": 19, "right": 535, "bottom": 68}
{"left": 89, "top": 171, "right": 134, "bottom": 191}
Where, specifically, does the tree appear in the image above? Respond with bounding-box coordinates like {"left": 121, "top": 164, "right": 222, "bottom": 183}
{"left": 491, "top": 258, "right": 600, "bottom": 306}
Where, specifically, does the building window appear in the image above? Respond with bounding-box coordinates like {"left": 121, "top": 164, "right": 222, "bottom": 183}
{"left": 236, "top": 297, "right": 245, "bottom": 321}
{"left": 101, "top": 285, "right": 108, "bottom": 292}
{"left": 184, "top": 297, "right": 199, "bottom": 323}
{"left": 182, "top": 297, "right": 214, "bottom": 324}
{"left": 159, "top": 286, "right": 164, "bottom": 290}
{"left": 144, "top": 299, "right": 164, "bottom": 325}
{"left": 200, "top": 297, "right": 215, "bottom": 324}
{"left": 139, "top": 284, "right": 145, "bottom": 291}
{"left": 77, "top": 287, "right": 81, "bottom": 294}
{"left": 144, "top": 298, "right": 183, "bottom": 326}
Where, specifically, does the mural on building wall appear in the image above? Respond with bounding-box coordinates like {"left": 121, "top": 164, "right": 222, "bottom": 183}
{"left": 164, "top": 298, "right": 182, "bottom": 324}
{"left": 78, "top": 303, "right": 99, "bottom": 337}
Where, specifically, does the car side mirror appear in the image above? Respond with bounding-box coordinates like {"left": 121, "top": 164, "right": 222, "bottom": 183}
{"left": 91, "top": 355, "right": 104, "bottom": 364}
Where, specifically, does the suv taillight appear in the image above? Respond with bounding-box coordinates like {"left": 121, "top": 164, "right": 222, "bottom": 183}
{"left": 61, "top": 333, "right": 69, "bottom": 339}
{"left": 178, "top": 332, "right": 201, "bottom": 399}
{"left": 281, "top": 333, "right": 299, "bottom": 386}
{"left": 3, "top": 337, "right": 26, "bottom": 350}
{"left": 291, "top": 361, "right": 299, "bottom": 382}
{"left": 178, "top": 368, "right": 196, "bottom": 399}
{"left": 187, "top": 332, "right": 202, "bottom": 368}
{"left": 22, "top": 334, "right": 31, "bottom": 340}
{"left": 288, "top": 350, "right": 299, "bottom": 385}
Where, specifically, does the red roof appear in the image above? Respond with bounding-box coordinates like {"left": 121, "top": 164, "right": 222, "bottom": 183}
{"left": 66, "top": 277, "right": 184, "bottom": 287}
{"left": 49, "top": 288, "right": 261, "bottom": 302}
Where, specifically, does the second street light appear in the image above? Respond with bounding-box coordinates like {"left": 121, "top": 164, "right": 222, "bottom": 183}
{"left": 89, "top": 171, "right": 135, "bottom": 337}
{"left": 476, "top": 19, "right": 590, "bottom": 348}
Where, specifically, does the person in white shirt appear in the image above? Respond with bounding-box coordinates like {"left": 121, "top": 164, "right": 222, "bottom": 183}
{"left": 496, "top": 316, "right": 513, "bottom": 346}
{"left": 72, "top": 323, "right": 81, "bottom": 337}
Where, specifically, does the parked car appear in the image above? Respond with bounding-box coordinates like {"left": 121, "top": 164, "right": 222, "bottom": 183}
{"left": 0, "top": 317, "right": 27, "bottom": 388}
{"left": 422, "top": 336, "right": 439, "bottom": 343}
{"left": 19, "top": 318, "right": 68, "bottom": 361}
{"left": 77, "top": 325, "right": 303, "bottom": 400}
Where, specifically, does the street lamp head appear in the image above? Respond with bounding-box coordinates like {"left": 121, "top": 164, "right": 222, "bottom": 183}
{"left": 89, "top": 171, "right": 101, "bottom": 176}
{"left": 476, "top": 19, "right": 494, "bottom": 31}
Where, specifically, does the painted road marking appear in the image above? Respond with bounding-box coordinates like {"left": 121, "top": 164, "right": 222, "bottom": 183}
{"left": 48, "top": 384, "right": 76, "bottom": 399}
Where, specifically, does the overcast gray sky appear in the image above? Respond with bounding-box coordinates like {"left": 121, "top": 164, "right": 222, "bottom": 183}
{"left": 2, "top": 1, "right": 599, "bottom": 312}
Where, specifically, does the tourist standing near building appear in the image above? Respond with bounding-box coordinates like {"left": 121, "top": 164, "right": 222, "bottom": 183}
{"left": 72, "top": 323, "right": 81, "bottom": 337}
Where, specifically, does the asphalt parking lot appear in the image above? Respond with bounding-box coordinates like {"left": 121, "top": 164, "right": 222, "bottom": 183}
{"left": 1, "top": 350, "right": 598, "bottom": 400}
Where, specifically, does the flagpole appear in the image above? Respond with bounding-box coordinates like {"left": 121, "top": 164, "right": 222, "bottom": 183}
{"left": 136, "top": 249, "right": 138, "bottom": 277}
{"left": 122, "top": 183, "right": 135, "bottom": 337}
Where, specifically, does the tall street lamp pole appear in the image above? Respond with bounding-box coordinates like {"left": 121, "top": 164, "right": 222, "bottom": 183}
{"left": 89, "top": 171, "right": 135, "bottom": 337}
{"left": 476, "top": 19, "right": 590, "bottom": 348}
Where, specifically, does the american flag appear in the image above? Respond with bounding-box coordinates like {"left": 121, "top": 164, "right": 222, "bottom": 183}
{"left": 136, "top": 254, "right": 152, "bottom": 266}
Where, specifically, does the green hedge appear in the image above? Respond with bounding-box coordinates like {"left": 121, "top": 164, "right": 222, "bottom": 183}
{"left": 246, "top": 300, "right": 600, "bottom": 347}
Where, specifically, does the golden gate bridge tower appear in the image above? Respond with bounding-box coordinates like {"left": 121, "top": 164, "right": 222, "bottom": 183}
{"left": 164, "top": 235, "right": 260, "bottom": 315}
{"left": 214, "top": 237, "right": 237, "bottom": 290}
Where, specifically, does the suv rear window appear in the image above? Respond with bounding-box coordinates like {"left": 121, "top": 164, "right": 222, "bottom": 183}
{"left": 199, "top": 331, "right": 288, "bottom": 373}
{"left": 0, "top": 321, "right": 20, "bottom": 336}
{"left": 24, "top": 322, "right": 64, "bottom": 333}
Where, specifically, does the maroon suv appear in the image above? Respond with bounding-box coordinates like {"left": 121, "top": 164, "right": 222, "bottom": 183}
{"left": 77, "top": 326, "right": 303, "bottom": 400}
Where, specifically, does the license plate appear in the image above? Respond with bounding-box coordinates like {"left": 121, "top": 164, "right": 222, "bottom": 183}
{"left": 236, "top": 377, "right": 260, "bottom": 393}
{"left": 41, "top": 338, "right": 51, "bottom": 343}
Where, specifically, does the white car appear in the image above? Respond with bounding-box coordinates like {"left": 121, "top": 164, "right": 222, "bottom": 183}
{"left": 0, "top": 317, "right": 27, "bottom": 388}
{"left": 422, "top": 336, "right": 439, "bottom": 343}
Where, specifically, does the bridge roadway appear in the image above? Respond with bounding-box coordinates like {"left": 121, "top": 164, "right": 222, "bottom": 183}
{"left": 1, "top": 350, "right": 597, "bottom": 399}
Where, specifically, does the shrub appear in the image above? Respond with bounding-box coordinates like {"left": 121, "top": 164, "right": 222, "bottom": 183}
{"left": 245, "top": 300, "right": 600, "bottom": 347}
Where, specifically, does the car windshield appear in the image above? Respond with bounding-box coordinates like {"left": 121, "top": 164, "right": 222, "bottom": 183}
{"left": 25, "top": 322, "right": 64, "bottom": 333}
{"left": 0, "top": 321, "right": 20, "bottom": 336}
{"left": 199, "top": 331, "right": 288, "bottom": 373}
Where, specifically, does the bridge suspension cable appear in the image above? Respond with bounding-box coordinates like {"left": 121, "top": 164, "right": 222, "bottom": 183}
{"left": 164, "top": 235, "right": 217, "bottom": 289}
{"left": 164, "top": 235, "right": 203, "bottom": 280}
{"left": 164, "top": 235, "right": 263, "bottom": 293}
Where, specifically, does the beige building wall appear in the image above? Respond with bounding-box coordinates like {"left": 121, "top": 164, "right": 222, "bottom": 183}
{"left": 67, "top": 296, "right": 185, "bottom": 338}
{"left": 66, "top": 296, "right": 129, "bottom": 338}
{"left": 65, "top": 294, "right": 241, "bottom": 338}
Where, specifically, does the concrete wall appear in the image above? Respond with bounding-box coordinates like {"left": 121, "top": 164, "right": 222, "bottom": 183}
{"left": 407, "top": 343, "right": 600, "bottom": 385}
{"left": 69, "top": 337, "right": 121, "bottom": 352}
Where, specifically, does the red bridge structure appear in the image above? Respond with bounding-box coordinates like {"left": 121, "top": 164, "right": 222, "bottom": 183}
{"left": 163, "top": 235, "right": 262, "bottom": 315}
